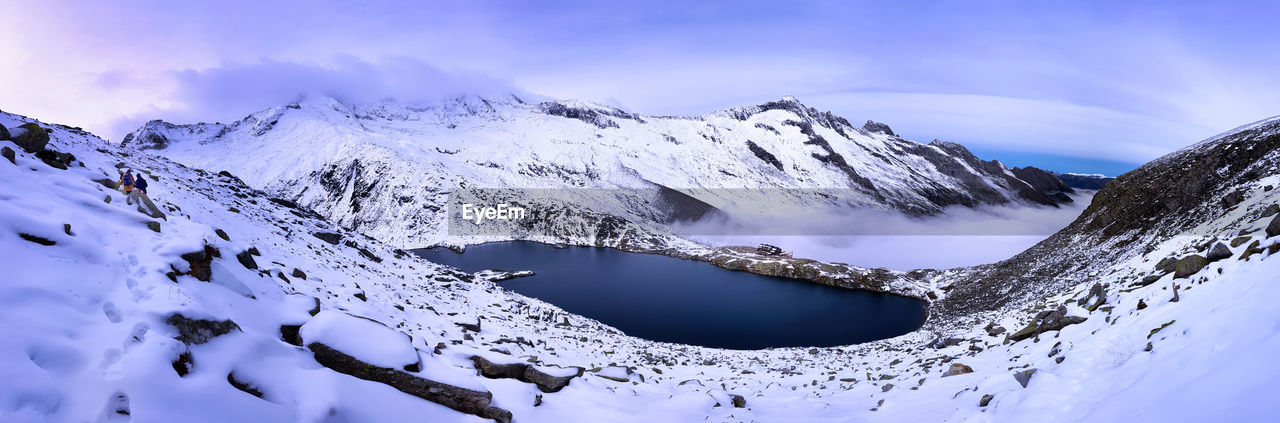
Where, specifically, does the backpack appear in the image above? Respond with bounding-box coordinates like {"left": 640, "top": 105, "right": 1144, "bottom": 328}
{"left": 122, "top": 173, "right": 133, "bottom": 186}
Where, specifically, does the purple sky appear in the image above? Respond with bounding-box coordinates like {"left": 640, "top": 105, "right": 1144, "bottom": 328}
{"left": 4, "top": 0, "right": 1279, "bottom": 174}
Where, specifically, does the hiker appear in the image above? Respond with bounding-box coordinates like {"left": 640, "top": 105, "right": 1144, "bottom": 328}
{"left": 131, "top": 175, "right": 149, "bottom": 204}
{"left": 118, "top": 170, "right": 134, "bottom": 196}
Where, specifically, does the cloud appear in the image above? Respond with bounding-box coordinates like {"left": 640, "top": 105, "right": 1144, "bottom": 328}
{"left": 676, "top": 192, "right": 1096, "bottom": 270}
{"left": 103, "top": 55, "right": 523, "bottom": 140}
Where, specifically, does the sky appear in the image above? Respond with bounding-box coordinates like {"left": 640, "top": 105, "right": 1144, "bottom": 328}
{"left": 3, "top": 0, "right": 1279, "bottom": 175}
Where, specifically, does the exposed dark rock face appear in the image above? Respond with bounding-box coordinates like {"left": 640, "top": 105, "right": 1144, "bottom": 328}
{"left": 236, "top": 250, "right": 258, "bottom": 269}
{"left": 165, "top": 314, "right": 240, "bottom": 345}
{"left": 1009, "top": 306, "right": 1086, "bottom": 341}
{"left": 1, "top": 146, "right": 13, "bottom": 164}
{"left": 0, "top": 125, "right": 9, "bottom": 140}
{"left": 1014, "top": 369, "right": 1037, "bottom": 388}
{"left": 227, "top": 372, "right": 265, "bottom": 399}
{"left": 1076, "top": 283, "right": 1106, "bottom": 311}
{"left": 1206, "top": 242, "right": 1232, "bottom": 261}
{"left": 942, "top": 363, "right": 973, "bottom": 377}
{"left": 36, "top": 149, "right": 75, "bottom": 169}
{"left": 1050, "top": 172, "right": 1115, "bottom": 190}
{"left": 312, "top": 231, "right": 343, "bottom": 245}
{"left": 1173, "top": 255, "right": 1208, "bottom": 279}
{"left": 1268, "top": 213, "right": 1280, "bottom": 238}
{"left": 19, "top": 233, "right": 56, "bottom": 246}
{"left": 180, "top": 245, "right": 221, "bottom": 282}
{"left": 940, "top": 118, "right": 1280, "bottom": 317}
{"left": 309, "top": 343, "right": 511, "bottom": 423}
{"left": 470, "top": 355, "right": 583, "bottom": 393}
{"left": 538, "top": 102, "right": 632, "bottom": 129}
{"left": 745, "top": 141, "right": 784, "bottom": 171}
{"left": 12, "top": 123, "right": 50, "bottom": 153}
{"left": 862, "top": 120, "right": 895, "bottom": 136}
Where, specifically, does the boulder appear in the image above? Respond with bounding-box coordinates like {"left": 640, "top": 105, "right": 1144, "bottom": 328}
{"left": 1261, "top": 204, "right": 1280, "bottom": 218}
{"left": 0, "top": 125, "right": 9, "bottom": 140}
{"left": 1268, "top": 213, "right": 1280, "bottom": 238}
{"left": 1154, "top": 257, "right": 1176, "bottom": 274}
{"left": 236, "top": 250, "right": 258, "bottom": 269}
{"left": 313, "top": 231, "right": 343, "bottom": 245}
{"left": 1, "top": 146, "right": 13, "bottom": 164}
{"left": 291, "top": 268, "right": 307, "bottom": 280}
{"left": 470, "top": 355, "right": 583, "bottom": 393}
{"left": 180, "top": 245, "right": 221, "bottom": 282}
{"left": 983, "top": 323, "right": 1006, "bottom": 336}
{"left": 979, "top": 394, "right": 994, "bottom": 407}
{"left": 730, "top": 394, "right": 747, "bottom": 408}
{"left": 926, "top": 336, "right": 964, "bottom": 349}
{"left": 1076, "top": 283, "right": 1106, "bottom": 311}
{"left": 215, "top": 228, "right": 230, "bottom": 241}
{"left": 11, "top": 123, "right": 49, "bottom": 153}
{"left": 93, "top": 178, "right": 119, "bottom": 189}
{"left": 941, "top": 363, "right": 973, "bottom": 377}
{"left": 309, "top": 343, "right": 510, "bottom": 423}
{"left": 1221, "top": 190, "right": 1246, "bottom": 208}
{"left": 1206, "top": 242, "right": 1232, "bottom": 261}
{"left": 1037, "top": 306, "right": 1087, "bottom": 332}
{"left": 1230, "top": 236, "right": 1253, "bottom": 248}
{"left": 146, "top": 221, "right": 161, "bottom": 233}
{"left": 165, "top": 313, "right": 240, "bottom": 345}
{"left": 300, "top": 311, "right": 419, "bottom": 371}
{"left": 19, "top": 233, "right": 56, "bottom": 246}
{"left": 1013, "top": 369, "right": 1037, "bottom": 388}
{"left": 1173, "top": 255, "right": 1208, "bottom": 279}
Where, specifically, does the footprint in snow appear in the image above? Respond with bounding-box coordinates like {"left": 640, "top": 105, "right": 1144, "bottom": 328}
{"left": 103, "top": 301, "right": 122, "bottom": 323}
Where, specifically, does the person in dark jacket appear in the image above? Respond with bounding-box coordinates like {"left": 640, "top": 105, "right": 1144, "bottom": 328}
{"left": 134, "top": 176, "right": 148, "bottom": 195}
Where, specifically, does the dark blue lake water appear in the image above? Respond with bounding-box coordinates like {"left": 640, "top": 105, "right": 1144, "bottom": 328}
{"left": 413, "top": 241, "right": 926, "bottom": 350}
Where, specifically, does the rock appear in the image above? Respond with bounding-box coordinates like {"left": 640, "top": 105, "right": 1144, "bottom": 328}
{"left": 1173, "top": 255, "right": 1208, "bottom": 278}
{"left": 1268, "top": 213, "right": 1280, "bottom": 238}
{"left": 215, "top": 228, "right": 230, "bottom": 241}
{"left": 172, "top": 350, "right": 193, "bottom": 376}
{"left": 1137, "top": 299, "right": 1147, "bottom": 310}
{"left": 1076, "top": 283, "right": 1106, "bottom": 311}
{"left": 93, "top": 178, "right": 119, "bottom": 189}
{"left": 731, "top": 394, "right": 747, "bottom": 408}
{"left": 227, "top": 372, "right": 265, "bottom": 399}
{"left": 863, "top": 120, "right": 895, "bottom": 136}
{"left": 1206, "top": 242, "right": 1232, "bottom": 261}
{"left": 1008, "top": 323, "right": 1039, "bottom": 342}
{"left": 236, "top": 250, "right": 258, "bottom": 269}
{"left": 881, "top": 383, "right": 894, "bottom": 392}
{"left": 1221, "top": 190, "right": 1246, "bottom": 208}
{"left": 313, "top": 231, "right": 343, "bottom": 245}
{"left": 309, "top": 343, "right": 510, "bottom": 423}
{"left": 104, "top": 195, "right": 112, "bottom": 204}
{"left": 180, "top": 245, "right": 221, "bottom": 282}
{"left": 1240, "top": 240, "right": 1264, "bottom": 261}
{"left": 1136, "top": 274, "right": 1162, "bottom": 287}
{"left": 63, "top": 224, "right": 73, "bottom": 236}
{"left": 0, "top": 125, "right": 9, "bottom": 140}
{"left": 165, "top": 313, "right": 240, "bottom": 345}
{"left": 941, "top": 363, "right": 973, "bottom": 377}
{"left": 1, "top": 146, "right": 13, "bottom": 164}
{"left": 927, "top": 336, "right": 964, "bottom": 349}
{"left": 1010, "top": 305, "right": 1086, "bottom": 342}
{"left": 247, "top": 246, "right": 261, "bottom": 256}
{"left": 455, "top": 320, "right": 481, "bottom": 333}
{"left": 11, "top": 123, "right": 49, "bottom": 153}
{"left": 1261, "top": 204, "right": 1280, "bottom": 218}
{"left": 1037, "top": 305, "right": 1087, "bottom": 332}
{"left": 35, "top": 149, "right": 75, "bottom": 169}
{"left": 291, "top": 268, "right": 307, "bottom": 280}
{"left": 19, "top": 233, "right": 56, "bottom": 246}
{"left": 1231, "top": 236, "right": 1253, "bottom": 248}
{"left": 979, "top": 394, "right": 994, "bottom": 407}
{"left": 470, "top": 356, "right": 583, "bottom": 393}
{"left": 1013, "top": 369, "right": 1037, "bottom": 388}
{"left": 280, "top": 324, "right": 303, "bottom": 346}
{"left": 983, "top": 323, "right": 1006, "bottom": 336}
{"left": 1155, "top": 257, "right": 1176, "bottom": 274}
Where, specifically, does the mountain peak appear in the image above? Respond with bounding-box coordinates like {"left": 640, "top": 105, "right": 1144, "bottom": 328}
{"left": 862, "top": 120, "right": 895, "bottom": 136}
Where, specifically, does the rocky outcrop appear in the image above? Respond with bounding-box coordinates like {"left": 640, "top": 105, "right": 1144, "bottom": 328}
{"left": 179, "top": 245, "right": 221, "bottom": 282}
{"left": 1009, "top": 306, "right": 1086, "bottom": 342}
{"left": 309, "top": 343, "right": 511, "bottom": 422}
{"left": 942, "top": 363, "right": 973, "bottom": 377}
{"left": 1173, "top": 255, "right": 1209, "bottom": 279}
{"left": 470, "top": 355, "right": 583, "bottom": 393}
{"left": 11, "top": 123, "right": 49, "bottom": 153}
{"left": 165, "top": 313, "right": 240, "bottom": 345}
{"left": 1206, "top": 242, "right": 1232, "bottom": 261}
{"left": 862, "top": 120, "right": 895, "bottom": 136}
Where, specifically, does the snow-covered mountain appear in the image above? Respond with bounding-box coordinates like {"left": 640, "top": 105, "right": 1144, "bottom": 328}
{"left": 6, "top": 107, "right": 1280, "bottom": 422}
{"left": 121, "top": 95, "right": 1074, "bottom": 247}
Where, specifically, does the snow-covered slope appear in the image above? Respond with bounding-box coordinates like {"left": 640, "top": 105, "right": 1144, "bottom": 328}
{"left": 6, "top": 109, "right": 1280, "bottom": 422}
{"left": 121, "top": 95, "right": 1074, "bottom": 248}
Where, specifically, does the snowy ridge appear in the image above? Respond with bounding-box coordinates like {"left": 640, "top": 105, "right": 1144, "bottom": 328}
{"left": 121, "top": 95, "right": 1076, "bottom": 249}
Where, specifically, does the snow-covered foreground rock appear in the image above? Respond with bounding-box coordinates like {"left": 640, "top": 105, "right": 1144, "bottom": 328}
{"left": 3, "top": 107, "right": 1280, "bottom": 423}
